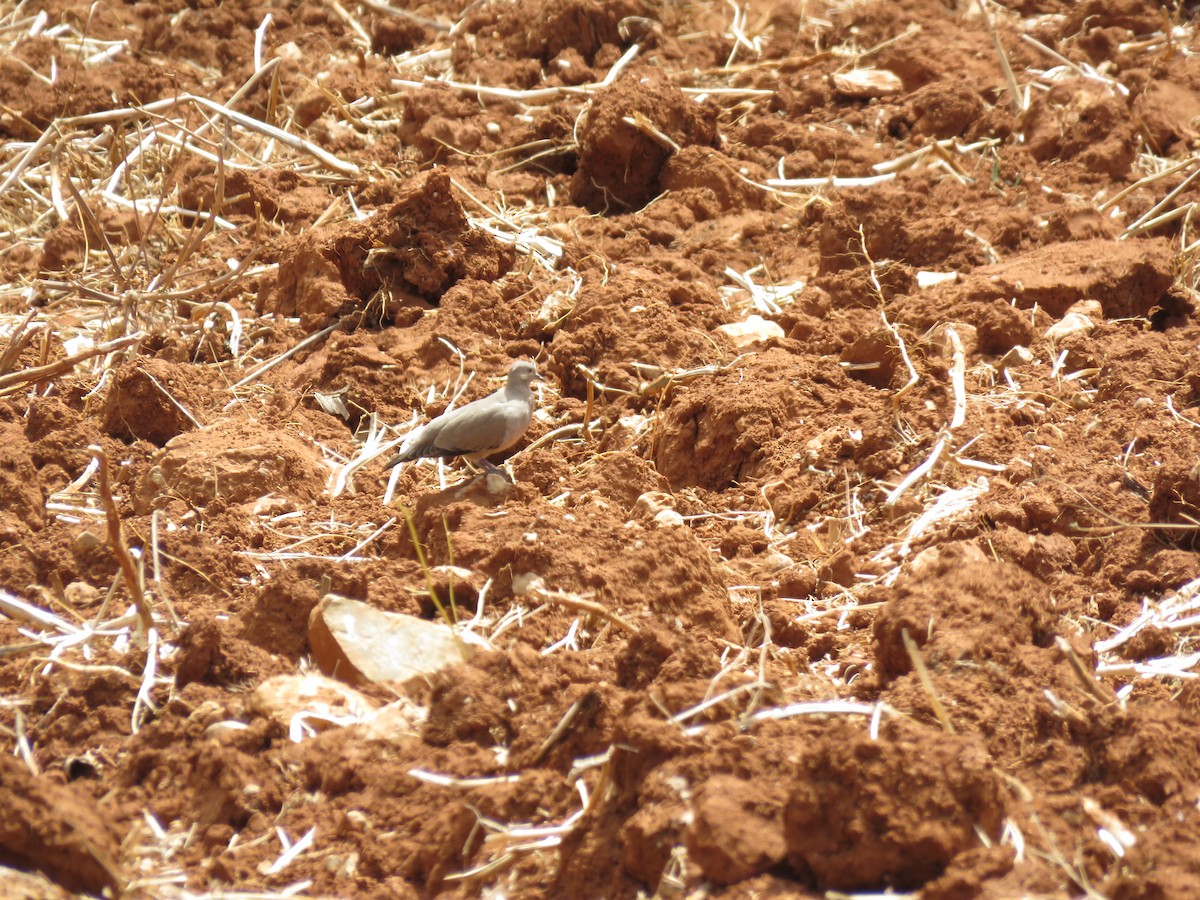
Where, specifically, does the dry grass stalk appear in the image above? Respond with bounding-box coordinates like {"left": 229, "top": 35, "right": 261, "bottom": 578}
{"left": 621, "top": 112, "right": 682, "bottom": 152}
{"left": 638, "top": 354, "right": 751, "bottom": 396}
{"left": 683, "top": 699, "right": 894, "bottom": 738}
{"left": 391, "top": 42, "right": 642, "bottom": 107}
{"left": 229, "top": 322, "right": 340, "bottom": 392}
{"left": 722, "top": 265, "right": 805, "bottom": 315}
{"left": 874, "top": 136, "right": 999, "bottom": 175}
{"left": 975, "top": 0, "right": 1026, "bottom": 115}
{"left": 1099, "top": 154, "right": 1196, "bottom": 213}
{"left": 1020, "top": 33, "right": 1128, "bottom": 97}
{"left": 530, "top": 690, "right": 602, "bottom": 764}
{"left": 89, "top": 445, "right": 153, "bottom": 638}
{"left": 445, "top": 779, "right": 595, "bottom": 883}
{"left": 409, "top": 769, "right": 522, "bottom": 788}
{"left": 1056, "top": 636, "right": 1115, "bottom": 705}
{"left": 521, "top": 581, "right": 638, "bottom": 634}
{"left": 901, "top": 627, "right": 956, "bottom": 733}
{"left": 946, "top": 326, "right": 967, "bottom": 429}
{"left": 450, "top": 178, "right": 563, "bottom": 269}
{"left": 1093, "top": 576, "right": 1200, "bottom": 681}
{"left": 0, "top": 332, "right": 140, "bottom": 396}
{"left": 0, "top": 309, "right": 39, "bottom": 375}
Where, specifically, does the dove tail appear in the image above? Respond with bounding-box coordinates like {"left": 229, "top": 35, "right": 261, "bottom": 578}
{"left": 382, "top": 441, "right": 461, "bottom": 469}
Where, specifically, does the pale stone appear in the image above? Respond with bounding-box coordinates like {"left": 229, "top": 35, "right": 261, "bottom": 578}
{"left": 1044, "top": 311, "right": 1095, "bottom": 342}
{"left": 532, "top": 289, "right": 575, "bottom": 335}
{"left": 1066, "top": 298, "right": 1103, "bottom": 319}
{"left": 917, "top": 270, "right": 959, "bottom": 288}
{"left": 832, "top": 68, "right": 904, "bottom": 98}
{"left": 998, "top": 345, "right": 1034, "bottom": 367}
{"left": 634, "top": 490, "right": 676, "bottom": 517}
{"left": 762, "top": 551, "right": 795, "bottom": 573}
{"left": 0, "top": 866, "right": 74, "bottom": 900}
{"left": 653, "top": 508, "right": 685, "bottom": 528}
{"left": 203, "top": 720, "right": 250, "bottom": 741}
{"left": 249, "top": 672, "right": 376, "bottom": 728}
{"left": 714, "top": 314, "right": 785, "bottom": 349}
{"left": 308, "top": 594, "right": 486, "bottom": 687}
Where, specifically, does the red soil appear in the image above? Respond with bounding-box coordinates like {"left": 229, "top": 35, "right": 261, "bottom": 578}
{"left": 3, "top": 0, "right": 1200, "bottom": 896}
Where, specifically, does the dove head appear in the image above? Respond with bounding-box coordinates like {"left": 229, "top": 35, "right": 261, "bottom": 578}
{"left": 506, "top": 360, "right": 542, "bottom": 394}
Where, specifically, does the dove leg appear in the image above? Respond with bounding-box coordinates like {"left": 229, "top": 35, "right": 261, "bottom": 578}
{"left": 479, "top": 458, "right": 514, "bottom": 482}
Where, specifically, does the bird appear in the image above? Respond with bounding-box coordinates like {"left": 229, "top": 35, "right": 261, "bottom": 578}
{"left": 383, "top": 360, "right": 543, "bottom": 479}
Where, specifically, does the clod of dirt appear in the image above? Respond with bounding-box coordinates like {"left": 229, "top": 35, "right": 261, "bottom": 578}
{"left": 38, "top": 209, "right": 144, "bottom": 273}
{"left": 1135, "top": 79, "right": 1200, "bottom": 154}
{"left": 1024, "top": 80, "right": 1137, "bottom": 178}
{"left": 172, "top": 613, "right": 276, "bottom": 688}
{"left": 840, "top": 330, "right": 901, "bottom": 390}
{"left": 657, "top": 145, "right": 766, "bottom": 212}
{"left": 579, "top": 451, "right": 670, "bottom": 511}
{"left": 0, "top": 755, "right": 125, "bottom": 895}
{"left": 422, "top": 653, "right": 515, "bottom": 746}
{"left": 783, "top": 719, "right": 1006, "bottom": 891}
{"left": 652, "top": 351, "right": 869, "bottom": 491}
{"left": 371, "top": 18, "right": 430, "bottom": 56}
{"left": 259, "top": 169, "right": 517, "bottom": 326}
{"left": 547, "top": 269, "right": 726, "bottom": 399}
{"left": 0, "top": 865, "right": 74, "bottom": 899}
{"left": 873, "top": 543, "right": 1056, "bottom": 679}
{"left": 1148, "top": 459, "right": 1200, "bottom": 551}
{"left": 908, "top": 81, "right": 985, "bottom": 138}
{"left": 137, "top": 421, "right": 326, "bottom": 509}
{"left": 0, "top": 424, "right": 44, "bottom": 532}
{"left": 176, "top": 741, "right": 284, "bottom": 833}
{"left": 176, "top": 164, "right": 332, "bottom": 228}
{"left": 571, "top": 69, "right": 718, "bottom": 211}
{"left": 1090, "top": 700, "right": 1200, "bottom": 806}
{"left": 685, "top": 774, "right": 787, "bottom": 884}
{"left": 969, "top": 237, "right": 1176, "bottom": 319}
{"left": 102, "top": 358, "right": 203, "bottom": 445}
{"left": 416, "top": 496, "right": 739, "bottom": 641}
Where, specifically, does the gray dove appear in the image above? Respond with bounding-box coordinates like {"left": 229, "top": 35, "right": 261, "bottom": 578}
{"left": 383, "top": 360, "right": 543, "bottom": 478}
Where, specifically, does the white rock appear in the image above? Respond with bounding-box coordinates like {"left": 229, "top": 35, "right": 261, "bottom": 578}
{"left": 1044, "top": 311, "right": 1095, "bottom": 342}
{"left": 308, "top": 595, "right": 487, "bottom": 688}
{"left": 916, "top": 270, "right": 959, "bottom": 288}
{"left": 832, "top": 68, "right": 904, "bottom": 98}
{"left": 249, "top": 673, "right": 376, "bottom": 727}
{"left": 362, "top": 698, "right": 426, "bottom": 742}
{"left": 714, "top": 314, "right": 785, "bottom": 349}
{"left": 532, "top": 289, "right": 575, "bottom": 335}
{"left": 203, "top": 720, "right": 250, "bottom": 741}
{"left": 634, "top": 490, "right": 677, "bottom": 517}
{"left": 512, "top": 572, "right": 546, "bottom": 595}
{"left": 762, "top": 551, "right": 795, "bottom": 573}
{"left": 1066, "top": 298, "right": 1103, "bottom": 319}
{"left": 653, "top": 508, "right": 685, "bottom": 528}
{"left": 998, "top": 345, "right": 1034, "bottom": 367}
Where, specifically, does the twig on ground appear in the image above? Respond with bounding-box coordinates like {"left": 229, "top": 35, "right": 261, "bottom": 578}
{"left": 90, "top": 445, "right": 153, "bottom": 638}
{"left": 901, "top": 627, "right": 956, "bottom": 733}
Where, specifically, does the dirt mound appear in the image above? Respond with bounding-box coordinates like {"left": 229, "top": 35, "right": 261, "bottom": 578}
{"left": 785, "top": 719, "right": 1006, "bottom": 891}
{"left": 259, "top": 169, "right": 517, "bottom": 326}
